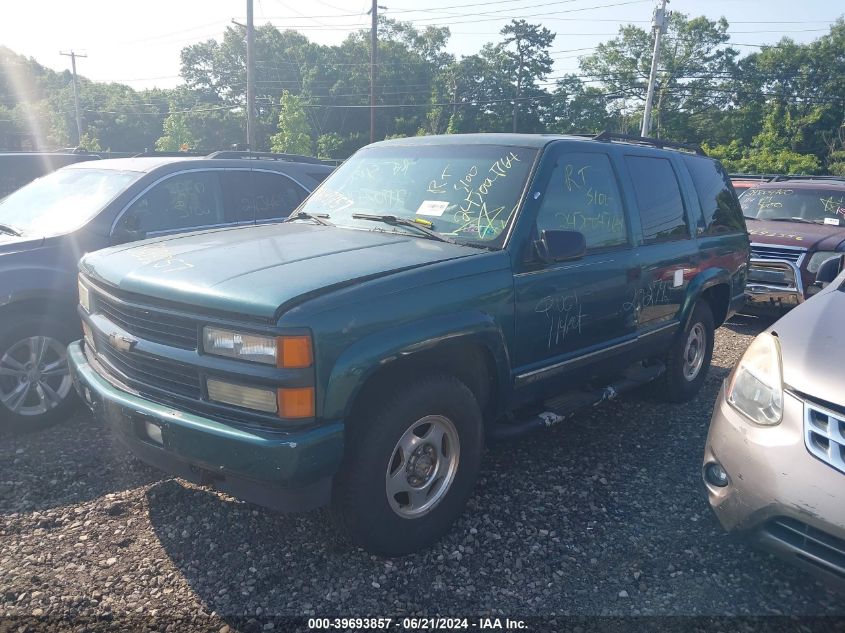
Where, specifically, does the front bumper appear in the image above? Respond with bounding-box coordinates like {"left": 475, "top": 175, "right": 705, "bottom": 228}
{"left": 704, "top": 384, "right": 845, "bottom": 588}
{"left": 744, "top": 257, "right": 805, "bottom": 311}
{"left": 68, "top": 341, "right": 344, "bottom": 512}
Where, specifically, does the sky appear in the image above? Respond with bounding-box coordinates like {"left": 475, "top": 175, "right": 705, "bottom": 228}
{"left": 0, "top": 0, "right": 842, "bottom": 91}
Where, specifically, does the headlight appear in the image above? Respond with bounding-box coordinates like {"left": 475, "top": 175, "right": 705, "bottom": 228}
{"left": 726, "top": 332, "right": 783, "bottom": 425}
{"left": 78, "top": 277, "right": 90, "bottom": 312}
{"left": 806, "top": 251, "right": 839, "bottom": 274}
{"left": 202, "top": 327, "right": 312, "bottom": 368}
{"left": 206, "top": 378, "right": 278, "bottom": 413}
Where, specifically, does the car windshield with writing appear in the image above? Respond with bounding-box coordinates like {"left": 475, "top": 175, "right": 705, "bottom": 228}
{"left": 298, "top": 144, "right": 537, "bottom": 247}
{"left": 741, "top": 186, "right": 845, "bottom": 225}
{"left": 0, "top": 168, "right": 140, "bottom": 237}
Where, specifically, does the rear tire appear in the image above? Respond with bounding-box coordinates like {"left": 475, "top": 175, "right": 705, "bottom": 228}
{"left": 330, "top": 375, "right": 484, "bottom": 556}
{"left": 0, "top": 316, "right": 79, "bottom": 433}
{"left": 655, "top": 301, "right": 714, "bottom": 403}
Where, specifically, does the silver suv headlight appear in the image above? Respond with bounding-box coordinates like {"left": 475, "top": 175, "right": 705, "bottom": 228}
{"left": 726, "top": 332, "right": 783, "bottom": 425}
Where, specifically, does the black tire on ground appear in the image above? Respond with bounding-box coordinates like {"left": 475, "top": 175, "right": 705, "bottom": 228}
{"left": 655, "top": 301, "right": 715, "bottom": 403}
{"left": 0, "top": 316, "right": 79, "bottom": 433}
{"left": 330, "top": 375, "right": 484, "bottom": 556}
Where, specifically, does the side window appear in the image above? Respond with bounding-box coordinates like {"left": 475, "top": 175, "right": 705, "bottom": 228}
{"left": 251, "top": 172, "right": 306, "bottom": 221}
{"left": 683, "top": 155, "right": 745, "bottom": 235}
{"left": 118, "top": 171, "right": 225, "bottom": 234}
{"left": 535, "top": 152, "right": 627, "bottom": 250}
{"left": 625, "top": 155, "right": 688, "bottom": 244}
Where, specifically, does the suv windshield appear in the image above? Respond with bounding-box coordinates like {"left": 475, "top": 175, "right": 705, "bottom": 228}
{"left": 298, "top": 144, "right": 538, "bottom": 247}
{"left": 741, "top": 186, "right": 845, "bottom": 225}
{"left": 0, "top": 168, "right": 140, "bottom": 237}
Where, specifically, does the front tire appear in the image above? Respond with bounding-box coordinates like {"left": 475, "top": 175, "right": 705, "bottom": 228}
{"left": 331, "top": 375, "right": 484, "bottom": 556}
{"left": 655, "top": 301, "right": 714, "bottom": 403}
{"left": 0, "top": 317, "right": 78, "bottom": 433}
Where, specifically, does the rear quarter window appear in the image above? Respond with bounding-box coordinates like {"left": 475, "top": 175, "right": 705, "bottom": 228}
{"left": 624, "top": 155, "right": 689, "bottom": 244}
{"left": 684, "top": 155, "right": 745, "bottom": 235}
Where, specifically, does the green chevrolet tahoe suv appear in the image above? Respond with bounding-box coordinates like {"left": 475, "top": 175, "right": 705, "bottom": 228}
{"left": 69, "top": 133, "right": 749, "bottom": 555}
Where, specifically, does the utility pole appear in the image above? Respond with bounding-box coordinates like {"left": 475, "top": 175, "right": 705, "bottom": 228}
{"left": 246, "top": 0, "right": 256, "bottom": 151}
{"left": 640, "top": 0, "right": 668, "bottom": 138}
{"left": 369, "top": 0, "right": 379, "bottom": 143}
{"left": 60, "top": 50, "right": 87, "bottom": 145}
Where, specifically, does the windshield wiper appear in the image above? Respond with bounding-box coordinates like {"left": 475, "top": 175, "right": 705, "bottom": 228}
{"left": 767, "top": 217, "right": 817, "bottom": 224}
{"left": 351, "top": 213, "right": 456, "bottom": 244}
{"left": 283, "top": 211, "right": 334, "bottom": 226}
{"left": 0, "top": 223, "right": 22, "bottom": 236}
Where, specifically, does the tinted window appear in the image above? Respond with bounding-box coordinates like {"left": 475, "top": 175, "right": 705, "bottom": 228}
{"left": 683, "top": 155, "right": 745, "bottom": 234}
{"left": 536, "top": 152, "right": 627, "bottom": 250}
{"left": 119, "top": 171, "right": 226, "bottom": 234}
{"left": 252, "top": 171, "right": 306, "bottom": 221}
{"left": 625, "top": 155, "right": 688, "bottom": 243}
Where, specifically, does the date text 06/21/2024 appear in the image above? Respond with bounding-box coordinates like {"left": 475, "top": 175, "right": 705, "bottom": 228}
{"left": 307, "top": 617, "right": 529, "bottom": 630}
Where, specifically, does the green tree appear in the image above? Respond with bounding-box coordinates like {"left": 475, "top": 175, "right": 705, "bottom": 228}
{"left": 270, "top": 91, "right": 312, "bottom": 155}
{"left": 77, "top": 132, "right": 101, "bottom": 152}
{"left": 499, "top": 20, "right": 555, "bottom": 132}
{"left": 155, "top": 112, "right": 195, "bottom": 151}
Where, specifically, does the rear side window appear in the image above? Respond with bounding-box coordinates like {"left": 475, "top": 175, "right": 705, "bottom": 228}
{"left": 625, "top": 155, "right": 688, "bottom": 244}
{"left": 251, "top": 171, "right": 306, "bottom": 221}
{"left": 119, "top": 171, "right": 226, "bottom": 234}
{"left": 684, "top": 155, "right": 744, "bottom": 234}
{"left": 535, "top": 152, "right": 628, "bottom": 250}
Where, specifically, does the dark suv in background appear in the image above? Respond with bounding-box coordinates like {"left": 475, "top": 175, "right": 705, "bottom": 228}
{"left": 0, "top": 151, "right": 332, "bottom": 430}
{"left": 0, "top": 151, "right": 100, "bottom": 198}
{"left": 741, "top": 176, "right": 845, "bottom": 311}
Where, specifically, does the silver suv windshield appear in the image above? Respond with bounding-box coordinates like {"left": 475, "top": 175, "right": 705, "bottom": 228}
{"left": 298, "top": 144, "right": 538, "bottom": 247}
{"left": 741, "top": 186, "right": 845, "bottom": 225}
{"left": 0, "top": 168, "right": 140, "bottom": 237}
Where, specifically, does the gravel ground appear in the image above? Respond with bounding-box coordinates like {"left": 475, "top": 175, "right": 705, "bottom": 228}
{"left": 2, "top": 314, "right": 843, "bottom": 631}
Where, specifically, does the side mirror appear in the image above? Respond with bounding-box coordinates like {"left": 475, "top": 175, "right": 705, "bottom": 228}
{"left": 534, "top": 229, "right": 586, "bottom": 264}
{"left": 813, "top": 254, "right": 844, "bottom": 290}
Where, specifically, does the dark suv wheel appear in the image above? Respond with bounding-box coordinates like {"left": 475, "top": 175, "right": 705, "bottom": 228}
{"left": 656, "top": 301, "right": 714, "bottom": 403}
{"left": 331, "top": 375, "right": 484, "bottom": 555}
{"left": 0, "top": 317, "right": 77, "bottom": 432}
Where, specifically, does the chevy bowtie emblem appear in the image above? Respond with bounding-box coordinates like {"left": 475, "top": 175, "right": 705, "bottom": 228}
{"left": 108, "top": 333, "right": 138, "bottom": 352}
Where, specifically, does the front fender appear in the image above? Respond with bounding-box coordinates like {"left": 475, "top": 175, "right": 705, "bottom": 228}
{"left": 322, "top": 310, "right": 511, "bottom": 421}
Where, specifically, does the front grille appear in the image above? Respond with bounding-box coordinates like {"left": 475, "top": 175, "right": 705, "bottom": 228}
{"left": 804, "top": 400, "right": 845, "bottom": 474}
{"left": 750, "top": 243, "right": 806, "bottom": 265}
{"left": 92, "top": 287, "right": 198, "bottom": 350}
{"left": 94, "top": 333, "right": 202, "bottom": 400}
{"left": 747, "top": 261, "right": 796, "bottom": 287}
{"left": 765, "top": 517, "right": 845, "bottom": 579}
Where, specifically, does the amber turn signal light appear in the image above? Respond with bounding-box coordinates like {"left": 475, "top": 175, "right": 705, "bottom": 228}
{"left": 277, "top": 387, "right": 315, "bottom": 418}
{"left": 277, "top": 335, "right": 313, "bottom": 368}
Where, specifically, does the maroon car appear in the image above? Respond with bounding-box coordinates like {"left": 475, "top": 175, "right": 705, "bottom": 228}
{"left": 741, "top": 176, "right": 845, "bottom": 311}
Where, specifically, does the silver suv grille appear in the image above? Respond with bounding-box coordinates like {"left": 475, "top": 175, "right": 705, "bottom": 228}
{"left": 804, "top": 401, "right": 845, "bottom": 475}
{"left": 750, "top": 244, "right": 806, "bottom": 265}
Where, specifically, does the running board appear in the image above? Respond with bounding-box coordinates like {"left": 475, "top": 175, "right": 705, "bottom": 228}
{"left": 488, "top": 361, "right": 665, "bottom": 441}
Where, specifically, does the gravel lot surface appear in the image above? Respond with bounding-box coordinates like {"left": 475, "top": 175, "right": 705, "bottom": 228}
{"left": 2, "top": 314, "right": 843, "bottom": 631}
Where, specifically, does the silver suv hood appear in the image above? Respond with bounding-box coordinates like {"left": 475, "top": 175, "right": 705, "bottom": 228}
{"left": 773, "top": 286, "right": 845, "bottom": 406}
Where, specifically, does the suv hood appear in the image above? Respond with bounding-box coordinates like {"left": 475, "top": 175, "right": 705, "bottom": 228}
{"left": 747, "top": 219, "right": 845, "bottom": 251}
{"left": 81, "top": 223, "right": 481, "bottom": 320}
{"left": 773, "top": 288, "right": 845, "bottom": 406}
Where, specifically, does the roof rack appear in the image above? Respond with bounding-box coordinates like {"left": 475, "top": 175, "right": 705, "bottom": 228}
{"left": 729, "top": 173, "right": 778, "bottom": 180}
{"left": 205, "top": 150, "right": 325, "bottom": 165}
{"left": 590, "top": 131, "right": 705, "bottom": 155}
{"left": 770, "top": 174, "right": 845, "bottom": 183}
{"left": 131, "top": 149, "right": 212, "bottom": 158}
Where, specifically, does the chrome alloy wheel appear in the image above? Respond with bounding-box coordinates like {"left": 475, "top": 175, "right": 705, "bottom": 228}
{"left": 682, "top": 322, "right": 707, "bottom": 381}
{"left": 0, "top": 336, "right": 72, "bottom": 417}
{"left": 385, "top": 415, "right": 461, "bottom": 518}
